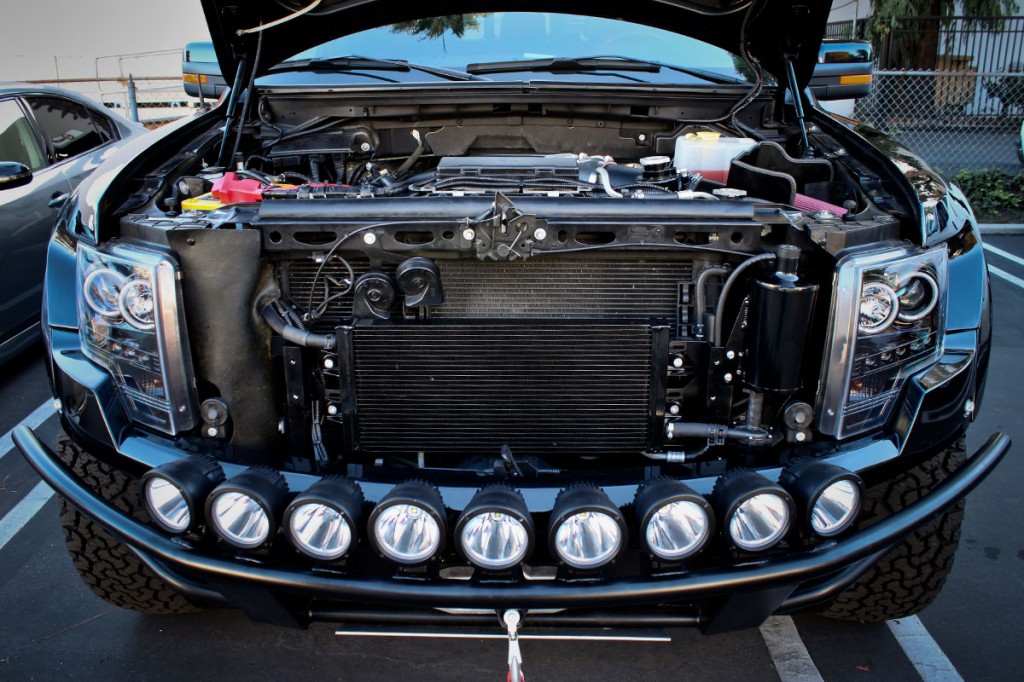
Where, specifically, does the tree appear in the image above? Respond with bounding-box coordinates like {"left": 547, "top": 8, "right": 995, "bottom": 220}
{"left": 869, "top": 0, "right": 1018, "bottom": 69}
{"left": 390, "top": 15, "right": 483, "bottom": 40}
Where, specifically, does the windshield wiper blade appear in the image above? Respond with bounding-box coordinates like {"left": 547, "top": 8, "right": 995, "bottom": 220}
{"left": 269, "top": 55, "right": 482, "bottom": 82}
{"left": 466, "top": 56, "right": 745, "bottom": 85}
{"left": 467, "top": 57, "right": 658, "bottom": 75}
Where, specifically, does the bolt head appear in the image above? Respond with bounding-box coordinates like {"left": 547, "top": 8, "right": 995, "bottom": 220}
{"left": 327, "top": 404, "right": 339, "bottom": 416}
{"left": 671, "top": 356, "right": 684, "bottom": 368}
{"left": 360, "top": 142, "right": 372, "bottom": 152}
{"left": 668, "top": 404, "right": 680, "bottom": 415}
{"left": 462, "top": 228, "right": 476, "bottom": 241}
{"left": 533, "top": 227, "right": 547, "bottom": 241}
{"left": 795, "top": 431, "right": 807, "bottom": 442}
{"left": 207, "top": 427, "right": 218, "bottom": 438}
{"left": 723, "top": 372, "right": 733, "bottom": 383}
{"left": 363, "top": 232, "right": 377, "bottom": 245}
{"left": 726, "top": 350, "right": 736, "bottom": 360}
{"left": 324, "top": 357, "right": 335, "bottom": 369}
{"left": 964, "top": 399, "right": 976, "bottom": 418}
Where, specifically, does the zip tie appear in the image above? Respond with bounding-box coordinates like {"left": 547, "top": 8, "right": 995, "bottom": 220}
{"left": 238, "top": 0, "right": 322, "bottom": 35}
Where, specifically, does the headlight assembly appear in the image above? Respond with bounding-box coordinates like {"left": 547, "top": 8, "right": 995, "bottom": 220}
{"left": 77, "top": 242, "right": 197, "bottom": 434}
{"left": 818, "top": 246, "right": 947, "bottom": 438}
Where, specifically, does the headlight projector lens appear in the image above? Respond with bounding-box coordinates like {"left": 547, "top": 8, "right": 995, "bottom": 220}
{"left": 780, "top": 459, "right": 864, "bottom": 537}
{"left": 83, "top": 267, "right": 127, "bottom": 318}
{"left": 118, "top": 278, "right": 156, "bottom": 330}
{"left": 713, "top": 470, "right": 794, "bottom": 551}
{"left": 634, "top": 478, "right": 714, "bottom": 562}
{"left": 456, "top": 485, "right": 534, "bottom": 571}
{"left": 283, "top": 477, "right": 364, "bottom": 561}
{"left": 859, "top": 280, "right": 899, "bottom": 334}
{"left": 896, "top": 272, "right": 938, "bottom": 323}
{"left": 548, "top": 484, "right": 626, "bottom": 570}
{"left": 369, "top": 481, "right": 447, "bottom": 565}
{"left": 206, "top": 468, "right": 289, "bottom": 549}
{"left": 141, "top": 455, "right": 225, "bottom": 534}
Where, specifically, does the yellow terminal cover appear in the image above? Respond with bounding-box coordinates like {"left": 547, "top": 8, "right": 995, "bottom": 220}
{"left": 181, "top": 193, "right": 225, "bottom": 211}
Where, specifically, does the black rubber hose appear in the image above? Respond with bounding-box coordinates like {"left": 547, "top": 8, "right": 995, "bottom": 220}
{"left": 712, "top": 252, "right": 777, "bottom": 346}
{"left": 395, "top": 139, "right": 426, "bottom": 178}
{"left": 261, "top": 302, "right": 335, "bottom": 350}
{"left": 693, "top": 265, "right": 731, "bottom": 340}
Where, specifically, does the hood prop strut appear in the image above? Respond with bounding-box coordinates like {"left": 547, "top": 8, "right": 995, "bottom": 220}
{"left": 784, "top": 55, "right": 815, "bottom": 159}
{"left": 217, "top": 56, "right": 249, "bottom": 168}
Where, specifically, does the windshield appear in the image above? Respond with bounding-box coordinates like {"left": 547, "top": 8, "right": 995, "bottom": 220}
{"left": 269, "top": 12, "right": 760, "bottom": 86}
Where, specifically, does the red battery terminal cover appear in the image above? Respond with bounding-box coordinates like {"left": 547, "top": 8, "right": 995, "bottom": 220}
{"left": 210, "top": 172, "right": 266, "bottom": 204}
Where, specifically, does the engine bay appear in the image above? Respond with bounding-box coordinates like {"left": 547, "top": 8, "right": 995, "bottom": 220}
{"left": 104, "top": 91, "right": 921, "bottom": 477}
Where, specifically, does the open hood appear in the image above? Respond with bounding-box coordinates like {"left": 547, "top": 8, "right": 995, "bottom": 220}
{"left": 201, "top": 0, "right": 832, "bottom": 90}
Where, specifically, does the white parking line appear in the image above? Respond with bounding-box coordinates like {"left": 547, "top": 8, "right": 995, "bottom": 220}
{"left": 0, "top": 481, "right": 55, "bottom": 552}
{"left": 0, "top": 399, "right": 56, "bottom": 463}
{"left": 988, "top": 264, "right": 1024, "bottom": 291}
{"left": 759, "top": 616, "right": 824, "bottom": 682}
{"left": 887, "top": 616, "right": 964, "bottom": 682}
{"left": 982, "top": 241, "right": 1024, "bottom": 269}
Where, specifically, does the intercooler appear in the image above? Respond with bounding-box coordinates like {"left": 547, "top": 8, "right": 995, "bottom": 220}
{"left": 285, "top": 256, "right": 691, "bottom": 455}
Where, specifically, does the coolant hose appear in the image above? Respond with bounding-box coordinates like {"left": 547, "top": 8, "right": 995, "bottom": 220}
{"left": 694, "top": 265, "right": 731, "bottom": 339}
{"left": 595, "top": 166, "right": 623, "bottom": 198}
{"left": 712, "top": 252, "right": 777, "bottom": 346}
{"left": 261, "top": 302, "right": 335, "bottom": 350}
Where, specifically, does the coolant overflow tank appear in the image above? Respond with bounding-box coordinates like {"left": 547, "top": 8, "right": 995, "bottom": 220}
{"left": 743, "top": 245, "right": 818, "bottom": 393}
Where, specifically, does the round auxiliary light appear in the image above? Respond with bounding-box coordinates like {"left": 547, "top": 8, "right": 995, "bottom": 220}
{"left": 634, "top": 478, "right": 714, "bottom": 562}
{"left": 369, "top": 481, "right": 447, "bottom": 565}
{"left": 780, "top": 459, "right": 864, "bottom": 538}
{"left": 118, "top": 278, "right": 155, "bottom": 330}
{"left": 896, "top": 272, "right": 939, "bottom": 323}
{"left": 712, "top": 470, "right": 794, "bottom": 552}
{"left": 206, "top": 468, "right": 289, "bottom": 550}
{"left": 456, "top": 485, "right": 534, "bottom": 571}
{"left": 83, "top": 267, "right": 127, "bottom": 319}
{"left": 283, "top": 477, "right": 363, "bottom": 561}
{"left": 141, "top": 455, "right": 224, "bottom": 534}
{"left": 859, "top": 280, "right": 899, "bottom": 335}
{"left": 548, "top": 485, "right": 626, "bottom": 570}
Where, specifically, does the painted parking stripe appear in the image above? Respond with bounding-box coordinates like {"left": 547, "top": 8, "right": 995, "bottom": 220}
{"left": 0, "top": 399, "right": 56, "bottom": 463}
{"left": 759, "top": 616, "right": 824, "bottom": 682}
{"left": 887, "top": 616, "right": 964, "bottom": 682}
{"left": 0, "top": 481, "right": 55, "bottom": 552}
{"left": 982, "top": 241, "right": 1024, "bottom": 269}
{"left": 988, "top": 264, "right": 1024, "bottom": 292}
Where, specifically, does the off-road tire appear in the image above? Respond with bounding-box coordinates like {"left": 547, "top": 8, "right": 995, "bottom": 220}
{"left": 56, "top": 434, "right": 201, "bottom": 614}
{"left": 818, "top": 437, "right": 967, "bottom": 622}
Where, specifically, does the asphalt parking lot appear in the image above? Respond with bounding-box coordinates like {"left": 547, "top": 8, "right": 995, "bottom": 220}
{"left": 1, "top": 235, "right": 1022, "bottom": 681}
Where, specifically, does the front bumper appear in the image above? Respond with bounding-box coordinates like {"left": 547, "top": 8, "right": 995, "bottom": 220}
{"left": 14, "top": 424, "right": 1009, "bottom": 631}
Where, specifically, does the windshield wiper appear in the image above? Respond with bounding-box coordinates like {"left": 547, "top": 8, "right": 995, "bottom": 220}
{"left": 466, "top": 56, "right": 746, "bottom": 85}
{"left": 269, "top": 56, "right": 482, "bottom": 82}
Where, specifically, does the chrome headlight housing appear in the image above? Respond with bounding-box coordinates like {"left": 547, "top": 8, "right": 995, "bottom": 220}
{"left": 818, "top": 246, "right": 947, "bottom": 438}
{"left": 77, "top": 242, "right": 197, "bottom": 434}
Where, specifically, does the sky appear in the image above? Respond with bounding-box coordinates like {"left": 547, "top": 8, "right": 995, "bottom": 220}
{"left": 0, "top": 0, "right": 212, "bottom": 81}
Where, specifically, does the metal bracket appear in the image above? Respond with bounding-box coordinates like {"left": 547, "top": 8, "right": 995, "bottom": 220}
{"left": 503, "top": 610, "right": 524, "bottom": 682}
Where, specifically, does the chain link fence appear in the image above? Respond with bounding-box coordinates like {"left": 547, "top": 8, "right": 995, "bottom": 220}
{"left": 825, "top": 16, "right": 1024, "bottom": 177}
{"left": 851, "top": 71, "right": 1023, "bottom": 175}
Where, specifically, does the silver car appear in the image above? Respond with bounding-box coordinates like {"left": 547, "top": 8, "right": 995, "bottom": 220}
{"left": 0, "top": 82, "right": 146, "bottom": 362}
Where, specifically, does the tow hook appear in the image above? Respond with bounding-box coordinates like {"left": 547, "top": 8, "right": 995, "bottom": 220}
{"left": 502, "top": 610, "right": 524, "bottom": 682}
